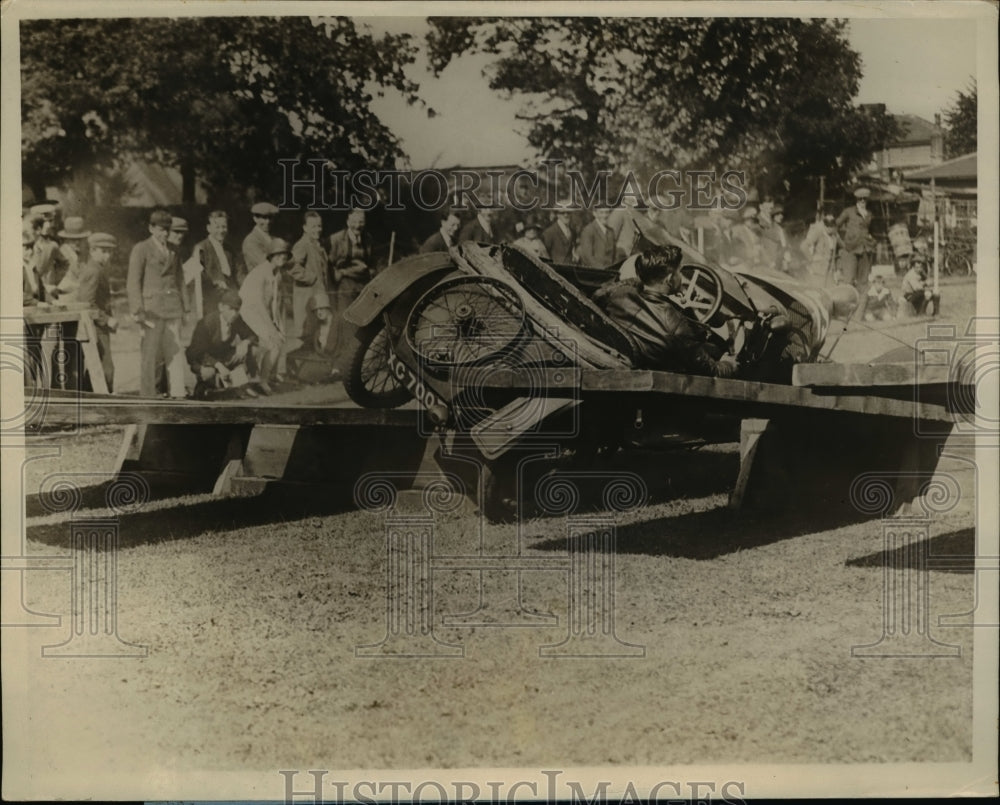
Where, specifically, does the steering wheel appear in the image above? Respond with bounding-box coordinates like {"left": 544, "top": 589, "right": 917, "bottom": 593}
{"left": 670, "top": 264, "right": 724, "bottom": 324}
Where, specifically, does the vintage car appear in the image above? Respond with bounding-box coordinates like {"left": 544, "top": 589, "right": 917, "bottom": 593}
{"left": 341, "top": 227, "right": 858, "bottom": 518}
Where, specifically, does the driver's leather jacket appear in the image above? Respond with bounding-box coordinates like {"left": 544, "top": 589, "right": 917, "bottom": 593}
{"left": 593, "top": 279, "right": 725, "bottom": 376}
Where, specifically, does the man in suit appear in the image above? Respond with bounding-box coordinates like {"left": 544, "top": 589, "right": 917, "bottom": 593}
{"left": 242, "top": 201, "right": 278, "bottom": 270}
{"left": 577, "top": 206, "right": 618, "bottom": 268}
{"left": 328, "top": 208, "right": 374, "bottom": 369}
{"left": 290, "top": 211, "right": 328, "bottom": 342}
{"left": 75, "top": 232, "right": 119, "bottom": 392}
{"left": 541, "top": 205, "right": 577, "bottom": 263}
{"left": 186, "top": 289, "right": 257, "bottom": 399}
{"left": 128, "top": 209, "right": 189, "bottom": 398}
{"left": 458, "top": 206, "right": 500, "bottom": 244}
{"left": 193, "top": 210, "right": 243, "bottom": 317}
{"left": 419, "top": 210, "right": 461, "bottom": 253}
{"left": 835, "top": 187, "right": 873, "bottom": 288}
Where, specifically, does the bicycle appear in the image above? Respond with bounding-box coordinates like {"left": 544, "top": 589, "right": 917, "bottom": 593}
{"left": 941, "top": 231, "right": 976, "bottom": 276}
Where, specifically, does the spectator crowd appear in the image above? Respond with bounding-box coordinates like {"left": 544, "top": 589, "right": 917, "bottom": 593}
{"left": 21, "top": 187, "right": 941, "bottom": 398}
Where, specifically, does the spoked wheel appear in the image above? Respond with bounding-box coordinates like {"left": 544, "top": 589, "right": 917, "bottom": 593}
{"left": 343, "top": 322, "right": 411, "bottom": 408}
{"left": 944, "top": 252, "right": 973, "bottom": 277}
{"left": 406, "top": 276, "right": 527, "bottom": 367}
{"left": 671, "top": 264, "right": 725, "bottom": 324}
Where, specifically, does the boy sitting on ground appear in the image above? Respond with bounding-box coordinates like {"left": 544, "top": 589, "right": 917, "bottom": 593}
{"left": 863, "top": 273, "right": 896, "bottom": 322}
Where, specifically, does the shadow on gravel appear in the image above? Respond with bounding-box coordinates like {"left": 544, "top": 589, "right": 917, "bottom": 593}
{"left": 846, "top": 527, "right": 975, "bottom": 573}
{"left": 25, "top": 484, "right": 362, "bottom": 549}
{"left": 532, "top": 506, "right": 873, "bottom": 560}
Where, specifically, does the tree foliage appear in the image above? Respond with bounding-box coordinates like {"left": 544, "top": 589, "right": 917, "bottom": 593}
{"left": 943, "top": 79, "right": 976, "bottom": 159}
{"left": 21, "top": 17, "right": 422, "bottom": 202}
{"left": 427, "top": 17, "right": 899, "bottom": 200}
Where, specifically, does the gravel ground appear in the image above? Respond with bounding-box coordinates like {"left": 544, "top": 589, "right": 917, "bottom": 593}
{"left": 4, "top": 276, "right": 985, "bottom": 795}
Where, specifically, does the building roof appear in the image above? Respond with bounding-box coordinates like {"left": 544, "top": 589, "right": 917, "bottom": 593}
{"left": 892, "top": 114, "right": 943, "bottom": 146}
{"left": 907, "top": 152, "right": 977, "bottom": 181}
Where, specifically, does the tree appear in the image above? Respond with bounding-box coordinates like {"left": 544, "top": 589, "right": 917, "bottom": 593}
{"left": 943, "top": 79, "right": 976, "bottom": 158}
{"left": 21, "top": 17, "right": 423, "bottom": 203}
{"left": 426, "top": 17, "right": 899, "bottom": 205}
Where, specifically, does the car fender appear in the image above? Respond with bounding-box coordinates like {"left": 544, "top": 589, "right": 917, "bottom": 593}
{"left": 343, "top": 251, "right": 457, "bottom": 327}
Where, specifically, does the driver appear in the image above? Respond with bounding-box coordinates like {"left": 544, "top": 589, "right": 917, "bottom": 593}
{"left": 593, "top": 245, "right": 737, "bottom": 378}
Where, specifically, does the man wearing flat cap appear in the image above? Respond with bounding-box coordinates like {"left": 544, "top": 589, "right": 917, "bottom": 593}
{"left": 128, "top": 209, "right": 189, "bottom": 398}
{"left": 186, "top": 289, "right": 258, "bottom": 399}
{"left": 239, "top": 237, "right": 292, "bottom": 394}
{"left": 835, "top": 187, "right": 873, "bottom": 288}
{"left": 76, "top": 233, "right": 119, "bottom": 392}
{"left": 242, "top": 202, "right": 278, "bottom": 270}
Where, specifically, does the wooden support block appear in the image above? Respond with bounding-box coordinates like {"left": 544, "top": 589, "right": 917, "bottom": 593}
{"left": 729, "top": 414, "right": 955, "bottom": 517}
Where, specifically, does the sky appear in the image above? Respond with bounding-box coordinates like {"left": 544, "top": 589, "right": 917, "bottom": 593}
{"left": 364, "top": 16, "right": 980, "bottom": 169}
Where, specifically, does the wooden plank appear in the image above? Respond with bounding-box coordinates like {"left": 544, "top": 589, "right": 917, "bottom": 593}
{"left": 35, "top": 399, "right": 422, "bottom": 427}
{"left": 22, "top": 308, "right": 88, "bottom": 326}
{"left": 792, "top": 361, "right": 955, "bottom": 388}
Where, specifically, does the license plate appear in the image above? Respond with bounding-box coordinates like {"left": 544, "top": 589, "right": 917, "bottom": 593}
{"left": 387, "top": 351, "right": 446, "bottom": 410}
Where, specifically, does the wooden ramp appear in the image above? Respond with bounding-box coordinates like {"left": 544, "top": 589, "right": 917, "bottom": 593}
{"left": 29, "top": 355, "right": 974, "bottom": 518}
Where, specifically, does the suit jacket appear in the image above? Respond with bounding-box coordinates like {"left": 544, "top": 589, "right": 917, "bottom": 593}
{"left": 541, "top": 222, "right": 575, "bottom": 263}
{"left": 836, "top": 205, "right": 872, "bottom": 253}
{"left": 291, "top": 235, "right": 328, "bottom": 290}
{"left": 34, "top": 238, "right": 70, "bottom": 289}
{"left": 197, "top": 236, "right": 243, "bottom": 305}
{"left": 328, "top": 228, "right": 374, "bottom": 295}
{"left": 127, "top": 236, "right": 186, "bottom": 319}
{"left": 241, "top": 227, "right": 273, "bottom": 271}
{"left": 75, "top": 260, "right": 113, "bottom": 327}
{"left": 577, "top": 221, "right": 618, "bottom": 268}
{"left": 419, "top": 230, "right": 451, "bottom": 254}
{"left": 186, "top": 310, "right": 255, "bottom": 371}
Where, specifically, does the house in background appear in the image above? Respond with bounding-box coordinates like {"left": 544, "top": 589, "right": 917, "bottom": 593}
{"left": 865, "top": 108, "right": 946, "bottom": 182}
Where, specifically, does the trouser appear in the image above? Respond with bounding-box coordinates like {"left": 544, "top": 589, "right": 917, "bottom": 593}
{"left": 291, "top": 283, "right": 318, "bottom": 339}
{"left": 838, "top": 250, "right": 871, "bottom": 289}
{"left": 140, "top": 317, "right": 185, "bottom": 398}
{"left": 330, "top": 280, "right": 365, "bottom": 369}
{"left": 905, "top": 291, "right": 941, "bottom": 316}
{"left": 23, "top": 323, "right": 47, "bottom": 388}
{"left": 82, "top": 327, "right": 115, "bottom": 393}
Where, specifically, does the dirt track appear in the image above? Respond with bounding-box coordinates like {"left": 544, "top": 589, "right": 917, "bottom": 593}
{"left": 5, "top": 276, "right": 982, "bottom": 793}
